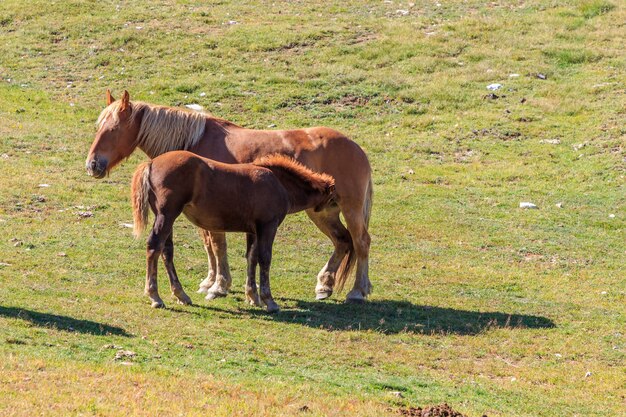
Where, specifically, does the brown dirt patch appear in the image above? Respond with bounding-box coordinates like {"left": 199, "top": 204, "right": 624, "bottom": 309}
{"left": 397, "top": 403, "right": 477, "bottom": 417}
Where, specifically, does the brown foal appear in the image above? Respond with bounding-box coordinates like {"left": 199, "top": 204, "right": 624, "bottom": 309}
{"left": 131, "top": 151, "right": 336, "bottom": 312}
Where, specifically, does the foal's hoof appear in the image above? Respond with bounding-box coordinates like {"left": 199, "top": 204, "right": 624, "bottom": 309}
{"left": 205, "top": 291, "right": 227, "bottom": 301}
{"left": 345, "top": 289, "right": 366, "bottom": 304}
{"left": 151, "top": 301, "right": 165, "bottom": 308}
{"left": 246, "top": 294, "right": 262, "bottom": 307}
{"left": 197, "top": 286, "right": 210, "bottom": 295}
{"left": 176, "top": 294, "right": 193, "bottom": 306}
{"left": 265, "top": 303, "right": 280, "bottom": 314}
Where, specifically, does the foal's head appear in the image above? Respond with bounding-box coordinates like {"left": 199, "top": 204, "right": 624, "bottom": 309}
{"left": 254, "top": 155, "right": 337, "bottom": 212}
{"left": 86, "top": 90, "right": 141, "bottom": 178}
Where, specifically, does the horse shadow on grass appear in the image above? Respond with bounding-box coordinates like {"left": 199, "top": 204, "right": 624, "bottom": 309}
{"left": 0, "top": 306, "right": 130, "bottom": 337}
{"left": 219, "top": 295, "right": 555, "bottom": 336}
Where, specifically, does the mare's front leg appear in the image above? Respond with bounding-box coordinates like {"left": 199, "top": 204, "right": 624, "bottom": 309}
{"left": 197, "top": 229, "right": 217, "bottom": 294}
{"left": 205, "top": 232, "right": 233, "bottom": 301}
{"left": 145, "top": 214, "right": 174, "bottom": 308}
{"left": 257, "top": 223, "right": 280, "bottom": 313}
{"left": 162, "top": 235, "right": 193, "bottom": 305}
{"left": 244, "top": 233, "right": 261, "bottom": 306}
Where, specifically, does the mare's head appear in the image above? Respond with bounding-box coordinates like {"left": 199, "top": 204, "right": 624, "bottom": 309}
{"left": 86, "top": 90, "right": 141, "bottom": 178}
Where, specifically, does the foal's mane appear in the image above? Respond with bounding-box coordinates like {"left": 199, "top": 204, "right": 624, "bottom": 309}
{"left": 97, "top": 100, "right": 233, "bottom": 158}
{"left": 254, "top": 155, "right": 335, "bottom": 193}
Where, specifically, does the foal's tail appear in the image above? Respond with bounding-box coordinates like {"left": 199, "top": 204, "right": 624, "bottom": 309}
{"left": 131, "top": 161, "right": 152, "bottom": 238}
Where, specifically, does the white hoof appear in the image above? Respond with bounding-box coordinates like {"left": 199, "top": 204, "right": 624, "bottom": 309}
{"left": 205, "top": 291, "right": 227, "bottom": 301}
{"left": 316, "top": 290, "right": 332, "bottom": 300}
{"left": 345, "top": 289, "right": 366, "bottom": 304}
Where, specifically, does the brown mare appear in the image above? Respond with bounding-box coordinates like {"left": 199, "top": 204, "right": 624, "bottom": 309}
{"left": 86, "top": 90, "right": 372, "bottom": 302}
{"left": 131, "top": 151, "right": 336, "bottom": 312}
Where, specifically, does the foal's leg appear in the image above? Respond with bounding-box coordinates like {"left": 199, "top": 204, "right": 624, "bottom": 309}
{"left": 145, "top": 214, "right": 175, "bottom": 308}
{"left": 162, "top": 234, "right": 193, "bottom": 305}
{"left": 205, "top": 232, "right": 233, "bottom": 300}
{"left": 257, "top": 223, "right": 280, "bottom": 313}
{"left": 306, "top": 207, "right": 353, "bottom": 300}
{"left": 197, "top": 229, "right": 217, "bottom": 294}
{"left": 244, "top": 233, "right": 261, "bottom": 306}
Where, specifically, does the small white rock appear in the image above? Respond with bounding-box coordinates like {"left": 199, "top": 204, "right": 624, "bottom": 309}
{"left": 487, "top": 83, "right": 502, "bottom": 91}
{"left": 185, "top": 104, "right": 203, "bottom": 111}
{"left": 555, "top": 202, "right": 564, "bottom": 208}
{"left": 608, "top": 214, "right": 615, "bottom": 218}
{"left": 510, "top": 377, "right": 517, "bottom": 382}
{"left": 199, "top": 92, "right": 207, "bottom": 97}
{"left": 520, "top": 202, "right": 538, "bottom": 209}
{"left": 114, "top": 349, "right": 136, "bottom": 360}
{"left": 540, "top": 139, "right": 560, "bottom": 145}
{"left": 396, "top": 9, "right": 409, "bottom": 15}
{"left": 555, "top": 353, "right": 562, "bottom": 358}
{"left": 585, "top": 371, "right": 592, "bottom": 378}
{"left": 38, "top": 184, "right": 50, "bottom": 188}
{"left": 509, "top": 73, "right": 520, "bottom": 78}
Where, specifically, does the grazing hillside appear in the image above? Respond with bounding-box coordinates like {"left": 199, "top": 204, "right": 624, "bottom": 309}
{"left": 0, "top": 1, "right": 624, "bottom": 416}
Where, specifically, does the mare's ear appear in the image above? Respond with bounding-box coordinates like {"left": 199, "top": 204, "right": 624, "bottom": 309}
{"left": 119, "top": 90, "right": 130, "bottom": 112}
{"left": 106, "top": 89, "right": 115, "bottom": 105}
{"left": 119, "top": 90, "right": 130, "bottom": 115}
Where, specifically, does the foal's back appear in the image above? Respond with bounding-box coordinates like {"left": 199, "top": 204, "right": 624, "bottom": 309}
{"left": 150, "top": 151, "right": 289, "bottom": 233}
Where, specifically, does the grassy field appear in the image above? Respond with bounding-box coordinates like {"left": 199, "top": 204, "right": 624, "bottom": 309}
{"left": 0, "top": 0, "right": 624, "bottom": 415}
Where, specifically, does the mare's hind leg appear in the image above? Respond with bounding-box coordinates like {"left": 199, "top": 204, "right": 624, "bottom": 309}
{"left": 306, "top": 207, "right": 352, "bottom": 300}
{"left": 257, "top": 223, "right": 280, "bottom": 313}
{"left": 162, "top": 235, "right": 193, "bottom": 305}
{"left": 340, "top": 205, "right": 372, "bottom": 303}
{"left": 145, "top": 214, "right": 176, "bottom": 308}
{"left": 205, "top": 232, "right": 233, "bottom": 301}
{"left": 244, "top": 233, "right": 261, "bottom": 306}
{"left": 197, "top": 229, "right": 217, "bottom": 294}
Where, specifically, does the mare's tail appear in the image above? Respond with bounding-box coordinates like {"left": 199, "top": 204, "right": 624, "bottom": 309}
{"left": 364, "top": 175, "right": 373, "bottom": 229}
{"left": 131, "top": 161, "right": 152, "bottom": 238}
{"left": 334, "top": 176, "right": 371, "bottom": 292}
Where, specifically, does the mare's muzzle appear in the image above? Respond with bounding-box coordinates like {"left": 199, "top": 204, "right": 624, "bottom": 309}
{"left": 86, "top": 157, "right": 108, "bottom": 179}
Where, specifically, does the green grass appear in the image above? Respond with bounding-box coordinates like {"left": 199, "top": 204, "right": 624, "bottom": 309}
{"left": 0, "top": 1, "right": 624, "bottom": 416}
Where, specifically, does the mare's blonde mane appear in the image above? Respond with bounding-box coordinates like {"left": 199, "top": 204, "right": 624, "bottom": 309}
{"left": 97, "top": 101, "right": 217, "bottom": 158}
